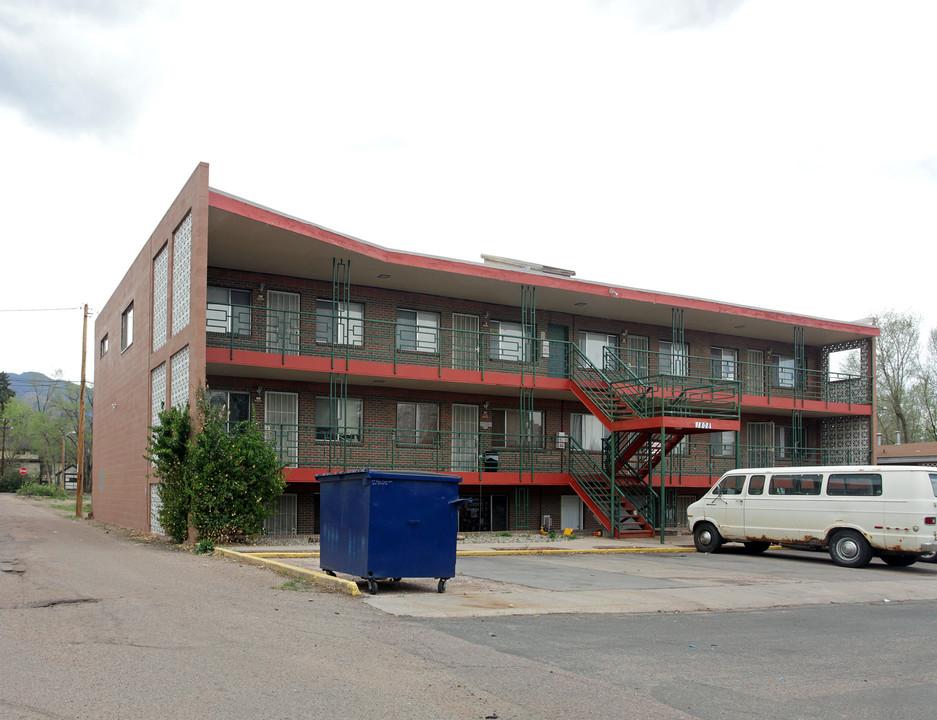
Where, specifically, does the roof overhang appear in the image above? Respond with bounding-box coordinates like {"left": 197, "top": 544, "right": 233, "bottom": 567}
{"left": 207, "top": 189, "right": 879, "bottom": 347}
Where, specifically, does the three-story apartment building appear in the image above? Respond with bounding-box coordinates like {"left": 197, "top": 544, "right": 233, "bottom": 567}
{"left": 93, "top": 163, "right": 878, "bottom": 538}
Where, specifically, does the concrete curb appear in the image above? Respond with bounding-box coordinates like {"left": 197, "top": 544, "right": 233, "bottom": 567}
{"left": 214, "top": 547, "right": 360, "bottom": 596}
{"left": 226, "top": 546, "right": 693, "bottom": 559}
{"left": 456, "top": 546, "right": 691, "bottom": 557}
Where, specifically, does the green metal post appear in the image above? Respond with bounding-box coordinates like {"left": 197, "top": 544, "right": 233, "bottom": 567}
{"left": 659, "top": 423, "right": 666, "bottom": 544}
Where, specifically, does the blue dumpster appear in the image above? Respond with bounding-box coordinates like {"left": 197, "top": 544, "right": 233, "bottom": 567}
{"left": 317, "top": 469, "right": 466, "bottom": 595}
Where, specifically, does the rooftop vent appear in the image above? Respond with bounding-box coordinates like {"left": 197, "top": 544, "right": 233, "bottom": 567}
{"left": 481, "top": 254, "right": 575, "bottom": 278}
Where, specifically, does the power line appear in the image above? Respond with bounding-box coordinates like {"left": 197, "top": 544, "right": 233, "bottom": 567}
{"left": 0, "top": 306, "right": 88, "bottom": 313}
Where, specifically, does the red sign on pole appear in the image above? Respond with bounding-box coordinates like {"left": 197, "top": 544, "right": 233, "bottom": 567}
{"left": 19, "top": 467, "right": 27, "bottom": 476}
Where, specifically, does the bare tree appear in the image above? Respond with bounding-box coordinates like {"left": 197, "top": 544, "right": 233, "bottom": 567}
{"left": 918, "top": 327, "right": 937, "bottom": 442}
{"left": 876, "top": 310, "right": 923, "bottom": 444}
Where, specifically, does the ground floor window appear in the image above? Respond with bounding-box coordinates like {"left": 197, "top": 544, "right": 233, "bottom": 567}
{"left": 460, "top": 494, "right": 508, "bottom": 532}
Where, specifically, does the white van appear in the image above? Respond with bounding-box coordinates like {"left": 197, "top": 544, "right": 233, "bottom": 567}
{"left": 686, "top": 465, "right": 937, "bottom": 568}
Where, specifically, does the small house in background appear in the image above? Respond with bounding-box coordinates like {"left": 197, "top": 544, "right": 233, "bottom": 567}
{"left": 56, "top": 464, "right": 79, "bottom": 490}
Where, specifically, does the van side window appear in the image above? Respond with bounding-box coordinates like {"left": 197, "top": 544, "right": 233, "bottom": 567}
{"left": 717, "top": 475, "right": 746, "bottom": 495}
{"left": 930, "top": 474, "right": 937, "bottom": 497}
{"left": 748, "top": 475, "right": 765, "bottom": 495}
{"left": 769, "top": 473, "right": 822, "bottom": 495}
{"left": 826, "top": 473, "right": 883, "bottom": 497}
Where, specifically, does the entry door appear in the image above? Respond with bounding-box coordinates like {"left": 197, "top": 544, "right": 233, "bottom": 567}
{"left": 745, "top": 349, "right": 765, "bottom": 395}
{"left": 267, "top": 290, "right": 300, "bottom": 354}
{"left": 747, "top": 422, "right": 774, "bottom": 467}
{"left": 451, "top": 403, "right": 479, "bottom": 471}
{"left": 452, "top": 314, "right": 480, "bottom": 370}
{"left": 560, "top": 495, "right": 583, "bottom": 531}
{"left": 547, "top": 325, "right": 568, "bottom": 378}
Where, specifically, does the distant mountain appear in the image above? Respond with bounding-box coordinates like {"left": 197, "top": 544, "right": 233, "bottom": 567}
{"left": 6, "top": 372, "right": 93, "bottom": 418}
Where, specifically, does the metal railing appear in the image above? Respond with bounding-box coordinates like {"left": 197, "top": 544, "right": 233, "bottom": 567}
{"left": 206, "top": 303, "right": 872, "bottom": 405}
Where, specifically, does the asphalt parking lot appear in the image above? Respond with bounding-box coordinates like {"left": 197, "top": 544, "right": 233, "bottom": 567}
{"left": 221, "top": 543, "right": 937, "bottom": 618}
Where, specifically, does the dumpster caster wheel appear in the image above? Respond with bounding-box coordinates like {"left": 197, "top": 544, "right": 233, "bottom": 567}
{"left": 367, "top": 579, "right": 378, "bottom": 595}
{"left": 324, "top": 569, "right": 336, "bottom": 577}
{"left": 392, "top": 578, "right": 402, "bottom": 583}
{"left": 437, "top": 579, "right": 447, "bottom": 594}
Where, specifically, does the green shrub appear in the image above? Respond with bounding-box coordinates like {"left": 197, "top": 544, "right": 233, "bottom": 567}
{"left": 16, "top": 481, "right": 67, "bottom": 498}
{"left": 0, "top": 471, "right": 24, "bottom": 493}
{"left": 194, "top": 539, "right": 215, "bottom": 555}
{"left": 145, "top": 403, "right": 193, "bottom": 543}
{"left": 145, "top": 388, "right": 286, "bottom": 545}
{"left": 187, "top": 391, "right": 285, "bottom": 543}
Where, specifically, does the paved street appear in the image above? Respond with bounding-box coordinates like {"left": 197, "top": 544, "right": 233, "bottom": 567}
{"left": 4, "top": 493, "right": 937, "bottom": 720}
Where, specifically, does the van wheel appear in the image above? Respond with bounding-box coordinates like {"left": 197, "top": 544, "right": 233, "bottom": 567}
{"left": 743, "top": 541, "right": 770, "bottom": 554}
{"left": 694, "top": 523, "right": 723, "bottom": 553}
{"left": 919, "top": 551, "right": 937, "bottom": 564}
{"left": 828, "top": 530, "right": 873, "bottom": 568}
{"left": 881, "top": 554, "right": 918, "bottom": 567}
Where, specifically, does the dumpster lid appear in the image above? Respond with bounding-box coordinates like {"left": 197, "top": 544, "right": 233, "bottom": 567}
{"left": 316, "top": 468, "right": 462, "bottom": 484}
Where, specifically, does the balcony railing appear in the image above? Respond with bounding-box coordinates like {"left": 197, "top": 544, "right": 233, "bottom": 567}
{"left": 206, "top": 303, "right": 872, "bottom": 405}
{"left": 261, "top": 423, "right": 872, "bottom": 476}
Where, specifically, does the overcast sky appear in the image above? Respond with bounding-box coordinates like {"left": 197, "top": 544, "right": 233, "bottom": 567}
{"left": 1, "top": 0, "right": 935, "bottom": 383}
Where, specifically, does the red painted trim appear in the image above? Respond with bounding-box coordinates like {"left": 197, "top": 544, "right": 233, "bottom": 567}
{"left": 284, "top": 468, "right": 716, "bottom": 491}
{"left": 741, "top": 395, "right": 873, "bottom": 416}
{"left": 208, "top": 190, "right": 879, "bottom": 336}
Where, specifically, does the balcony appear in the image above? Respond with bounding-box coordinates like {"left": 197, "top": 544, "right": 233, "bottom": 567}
{"left": 260, "top": 423, "right": 872, "bottom": 480}
{"left": 205, "top": 303, "right": 872, "bottom": 409}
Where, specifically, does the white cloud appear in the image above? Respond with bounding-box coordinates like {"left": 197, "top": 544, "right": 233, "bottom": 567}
{"left": 1, "top": 0, "right": 936, "bottom": 381}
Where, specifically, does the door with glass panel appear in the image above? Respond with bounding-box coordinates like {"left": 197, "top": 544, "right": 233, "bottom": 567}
{"left": 266, "top": 290, "right": 300, "bottom": 354}
{"left": 452, "top": 314, "right": 480, "bottom": 369}
{"left": 451, "top": 403, "right": 478, "bottom": 471}
{"left": 265, "top": 391, "right": 298, "bottom": 467}
{"left": 744, "top": 349, "right": 765, "bottom": 395}
{"left": 625, "top": 335, "right": 649, "bottom": 377}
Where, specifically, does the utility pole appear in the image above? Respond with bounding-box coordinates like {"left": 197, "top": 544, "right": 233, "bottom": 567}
{"left": 76, "top": 304, "right": 88, "bottom": 519}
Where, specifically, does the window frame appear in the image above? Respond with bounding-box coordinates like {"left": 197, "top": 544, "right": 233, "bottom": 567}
{"left": 396, "top": 309, "right": 440, "bottom": 354}
{"left": 121, "top": 302, "right": 134, "bottom": 351}
{"left": 100, "top": 334, "right": 109, "bottom": 358}
{"left": 209, "top": 390, "right": 251, "bottom": 433}
{"left": 207, "top": 286, "right": 252, "bottom": 336}
{"left": 570, "top": 412, "right": 609, "bottom": 452}
{"left": 315, "top": 396, "right": 364, "bottom": 442}
{"left": 490, "top": 321, "right": 532, "bottom": 362}
{"left": 491, "top": 408, "right": 545, "bottom": 449}
{"left": 396, "top": 402, "right": 440, "bottom": 445}
{"left": 316, "top": 299, "right": 364, "bottom": 347}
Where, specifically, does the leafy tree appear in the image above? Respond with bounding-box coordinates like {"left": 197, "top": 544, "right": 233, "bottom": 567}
{"left": 145, "top": 388, "right": 286, "bottom": 544}
{"left": 917, "top": 327, "right": 937, "bottom": 442}
{"left": 0, "top": 371, "right": 13, "bottom": 416}
{"left": 145, "top": 403, "right": 193, "bottom": 543}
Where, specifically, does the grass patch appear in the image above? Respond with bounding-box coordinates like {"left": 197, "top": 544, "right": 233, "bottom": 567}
{"left": 50, "top": 501, "right": 91, "bottom": 515}
{"left": 277, "top": 577, "right": 316, "bottom": 592}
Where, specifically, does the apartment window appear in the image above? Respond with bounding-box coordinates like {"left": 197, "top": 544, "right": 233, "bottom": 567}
{"left": 711, "top": 347, "right": 737, "bottom": 380}
{"left": 396, "top": 310, "right": 439, "bottom": 354}
{"left": 578, "top": 331, "right": 617, "bottom": 370}
{"left": 316, "top": 300, "right": 363, "bottom": 346}
{"left": 490, "top": 321, "right": 531, "bottom": 362}
{"left": 711, "top": 431, "right": 735, "bottom": 457}
{"left": 570, "top": 413, "right": 609, "bottom": 452}
{"left": 100, "top": 334, "right": 109, "bottom": 357}
{"left": 772, "top": 355, "right": 797, "bottom": 388}
{"left": 121, "top": 302, "right": 134, "bottom": 351}
{"left": 209, "top": 390, "right": 251, "bottom": 432}
{"left": 492, "top": 408, "right": 544, "bottom": 448}
{"left": 396, "top": 402, "right": 439, "bottom": 445}
{"left": 315, "top": 396, "right": 363, "bottom": 441}
{"left": 207, "top": 287, "right": 251, "bottom": 335}
{"left": 659, "top": 340, "right": 688, "bottom": 376}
